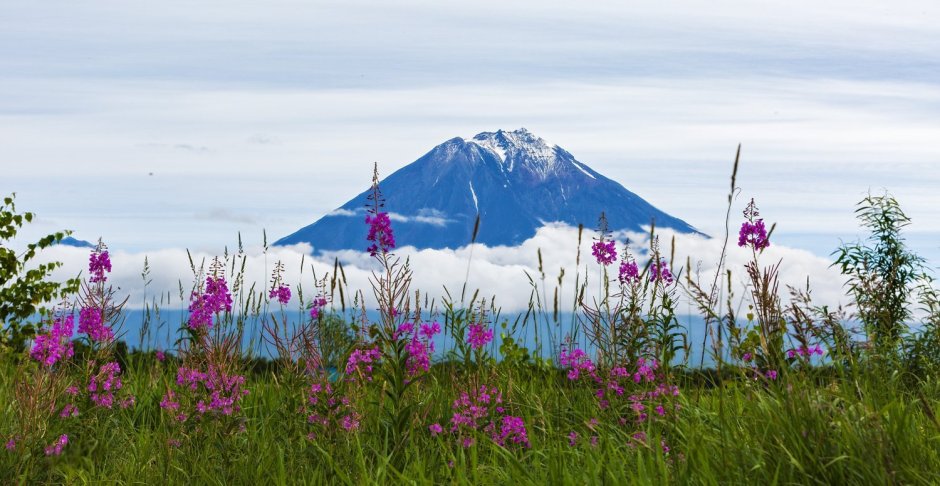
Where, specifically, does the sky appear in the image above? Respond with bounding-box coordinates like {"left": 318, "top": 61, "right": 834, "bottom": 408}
{"left": 2, "top": 1, "right": 939, "bottom": 311}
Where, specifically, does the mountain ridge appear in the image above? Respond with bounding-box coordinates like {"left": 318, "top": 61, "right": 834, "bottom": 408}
{"left": 276, "top": 128, "right": 700, "bottom": 252}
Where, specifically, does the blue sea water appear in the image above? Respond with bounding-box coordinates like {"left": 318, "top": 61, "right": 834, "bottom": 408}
{"left": 111, "top": 309, "right": 764, "bottom": 368}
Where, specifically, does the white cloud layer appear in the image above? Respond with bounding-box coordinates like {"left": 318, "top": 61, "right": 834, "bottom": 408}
{"left": 33, "top": 224, "right": 849, "bottom": 317}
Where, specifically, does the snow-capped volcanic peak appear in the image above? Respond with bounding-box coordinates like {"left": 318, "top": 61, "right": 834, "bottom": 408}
{"left": 276, "top": 128, "right": 700, "bottom": 252}
{"left": 469, "top": 128, "right": 559, "bottom": 177}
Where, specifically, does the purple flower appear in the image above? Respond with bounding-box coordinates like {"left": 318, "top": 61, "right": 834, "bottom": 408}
{"left": 341, "top": 414, "right": 360, "bottom": 431}
{"left": 738, "top": 218, "right": 770, "bottom": 251}
{"left": 44, "top": 434, "right": 68, "bottom": 456}
{"left": 89, "top": 362, "right": 123, "bottom": 408}
{"left": 155, "top": 350, "right": 166, "bottom": 362}
{"left": 649, "top": 259, "right": 674, "bottom": 286}
{"left": 419, "top": 321, "right": 441, "bottom": 340}
{"left": 88, "top": 250, "right": 112, "bottom": 283}
{"left": 494, "top": 415, "right": 530, "bottom": 448}
{"left": 60, "top": 403, "right": 79, "bottom": 418}
{"left": 742, "top": 352, "right": 753, "bottom": 362}
{"left": 591, "top": 240, "right": 617, "bottom": 266}
{"left": 188, "top": 275, "right": 233, "bottom": 330}
{"left": 5, "top": 439, "right": 15, "bottom": 451}
{"left": 365, "top": 212, "right": 396, "bottom": 256}
{"left": 346, "top": 347, "right": 381, "bottom": 381}
{"left": 560, "top": 348, "right": 596, "bottom": 381}
{"left": 268, "top": 284, "right": 291, "bottom": 305}
{"left": 405, "top": 335, "right": 432, "bottom": 376}
{"left": 766, "top": 370, "right": 778, "bottom": 380}
{"left": 78, "top": 306, "right": 113, "bottom": 342}
{"left": 30, "top": 314, "right": 75, "bottom": 367}
{"left": 618, "top": 258, "right": 640, "bottom": 285}
{"left": 309, "top": 296, "right": 328, "bottom": 320}
{"left": 429, "top": 423, "right": 443, "bottom": 436}
{"left": 467, "top": 323, "right": 493, "bottom": 350}
{"left": 568, "top": 431, "right": 578, "bottom": 447}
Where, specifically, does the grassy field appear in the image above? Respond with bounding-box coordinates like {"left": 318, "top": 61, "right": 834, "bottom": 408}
{"left": 2, "top": 355, "right": 939, "bottom": 484}
{"left": 2, "top": 179, "right": 940, "bottom": 484}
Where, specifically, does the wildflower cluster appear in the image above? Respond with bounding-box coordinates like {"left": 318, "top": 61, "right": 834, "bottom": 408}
{"left": 591, "top": 212, "right": 617, "bottom": 266}
{"left": 467, "top": 322, "right": 493, "bottom": 350}
{"left": 78, "top": 306, "right": 112, "bottom": 342}
{"left": 397, "top": 321, "right": 441, "bottom": 376}
{"left": 88, "top": 361, "right": 134, "bottom": 409}
{"left": 303, "top": 380, "right": 361, "bottom": 439}
{"left": 160, "top": 365, "right": 249, "bottom": 425}
{"left": 738, "top": 199, "right": 770, "bottom": 251}
{"left": 561, "top": 349, "right": 680, "bottom": 445}
{"left": 88, "top": 248, "right": 111, "bottom": 283}
{"left": 188, "top": 275, "right": 233, "bottom": 330}
{"left": 346, "top": 346, "right": 381, "bottom": 382}
{"left": 440, "top": 384, "right": 530, "bottom": 449}
{"left": 309, "top": 295, "right": 328, "bottom": 320}
{"left": 787, "top": 345, "right": 825, "bottom": 359}
{"left": 30, "top": 314, "right": 75, "bottom": 368}
{"left": 592, "top": 240, "right": 617, "bottom": 266}
{"left": 365, "top": 212, "right": 396, "bottom": 256}
{"left": 43, "top": 434, "right": 68, "bottom": 457}
{"left": 618, "top": 256, "right": 640, "bottom": 285}
{"left": 269, "top": 285, "right": 291, "bottom": 305}
{"left": 649, "top": 258, "right": 674, "bottom": 286}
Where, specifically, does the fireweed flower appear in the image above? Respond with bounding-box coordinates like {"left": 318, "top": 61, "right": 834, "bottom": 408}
{"left": 89, "top": 362, "right": 124, "bottom": 409}
{"left": 44, "top": 434, "right": 68, "bottom": 456}
{"left": 467, "top": 323, "right": 494, "bottom": 350}
{"left": 738, "top": 199, "right": 770, "bottom": 251}
{"left": 268, "top": 285, "right": 291, "bottom": 305}
{"left": 88, "top": 249, "right": 112, "bottom": 283}
{"left": 618, "top": 257, "right": 640, "bottom": 285}
{"left": 78, "top": 306, "right": 113, "bottom": 342}
{"left": 309, "top": 296, "right": 328, "bottom": 320}
{"left": 365, "top": 212, "right": 396, "bottom": 256}
{"left": 429, "top": 423, "right": 443, "bottom": 436}
{"left": 188, "top": 275, "right": 233, "bottom": 330}
{"left": 30, "top": 314, "right": 75, "bottom": 367}
{"left": 155, "top": 350, "right": 166, "bottom": 362}
{"left": 787, "top": 345, "right": 825, "bottom": 359}
{"left": 559, "top": 348, "right": 596, "bottom": 381}
{"left": 591, "top": 240, "right": 617, "bottom": 266}
{"left": 494, "top": 415, "right": 530, "bottom": 448}
{"left": 649, "top": 259, "right": 674, "bottom": 286}
{"left": 59, "top": 403, "right": 79, "bottom": 418}
{"left": 591, "top": 212, "right": 617, "bottom": 265}
{"left": 346, "top": 347, "right": 381, "bottom": 381}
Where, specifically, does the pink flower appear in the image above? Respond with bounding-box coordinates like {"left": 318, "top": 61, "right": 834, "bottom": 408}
{"left": 30, "top": 314, "right": 75, "bottom": 367}
{"left": 268, "top": 284, "right": 291, "bottom": 305}
{"left": 591, "top": 240, "right": 617, "bottom": 266}
{"left": 88, "top": 249, "right": 112, "bottom": 283}
{"left": 44, "top": 434, "right": 68, "bottom": 456}
{"left": 467, "top": 323, "right": 493, "bottom": 350}
{"left": 429, "top": 423, "right": 443, "bottom": 436}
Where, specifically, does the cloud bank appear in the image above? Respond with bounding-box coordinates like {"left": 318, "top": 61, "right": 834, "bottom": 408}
{"left": 33, "top": 224, "right": 848, "bottom": 317}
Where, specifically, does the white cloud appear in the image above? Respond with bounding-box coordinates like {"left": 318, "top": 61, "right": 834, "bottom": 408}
{"left": 32, "top": 224, "right": 849, "bottom": 318}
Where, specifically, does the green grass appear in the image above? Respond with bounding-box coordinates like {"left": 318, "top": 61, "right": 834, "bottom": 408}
{"left": 2, "top": 354, "right": 939, "bottom": 485}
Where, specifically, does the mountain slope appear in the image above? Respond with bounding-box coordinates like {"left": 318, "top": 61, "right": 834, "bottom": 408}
{"left": 276, "top": 128, "right": 699, "bottom": 252}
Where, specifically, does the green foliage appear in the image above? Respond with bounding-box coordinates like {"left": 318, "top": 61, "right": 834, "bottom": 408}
{"left": 834, "top": 192, "right": 931, "bottom": 356}
{"left": 0, "top": 193, "right": 80, "bottom": 352}
{"left": 2, "top": 356, "right": 940, "bottom": 484}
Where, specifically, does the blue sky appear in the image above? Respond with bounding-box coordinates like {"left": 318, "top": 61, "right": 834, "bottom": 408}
{"left": 2, "top": 1, "right": 939, "bottom": 296}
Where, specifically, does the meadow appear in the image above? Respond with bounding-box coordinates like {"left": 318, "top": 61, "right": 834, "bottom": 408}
{"left": 2, "top": 168, "right": 939, "bottom": 485}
